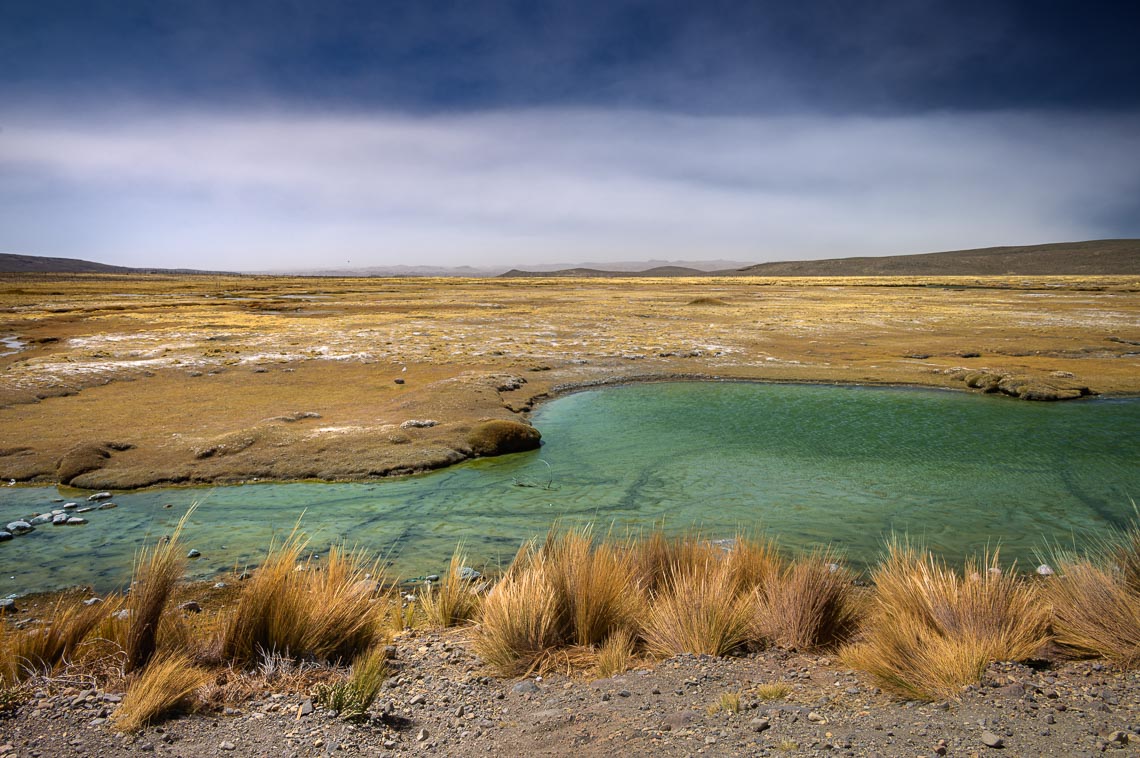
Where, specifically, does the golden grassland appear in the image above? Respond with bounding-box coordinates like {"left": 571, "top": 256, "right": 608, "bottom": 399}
{"left": 4, "top": 524, "right": 1140, "bottom": 730}
{"left": 1, "top": 273, "right": 1138, "bottom": 488}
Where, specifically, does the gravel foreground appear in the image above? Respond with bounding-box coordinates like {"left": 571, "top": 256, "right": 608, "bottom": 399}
{"left": 2, "top": 627, "right": 1138, "bottom": 758}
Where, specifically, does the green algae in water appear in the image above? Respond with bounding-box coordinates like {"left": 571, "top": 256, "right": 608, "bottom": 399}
{"left": 1, "top": 382, "right": 1138, "bottom": 594}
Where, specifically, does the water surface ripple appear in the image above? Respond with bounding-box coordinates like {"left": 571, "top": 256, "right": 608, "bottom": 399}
{"left": 2, "top": 382, "right": 1137, "bottom": 594}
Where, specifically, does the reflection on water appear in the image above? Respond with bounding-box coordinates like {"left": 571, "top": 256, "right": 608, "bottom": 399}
{"left": 2, "top": 382, "right": 1138, "bottom": 594}
{"left": 1, "top": 336, "right": 25, "bottom": 357}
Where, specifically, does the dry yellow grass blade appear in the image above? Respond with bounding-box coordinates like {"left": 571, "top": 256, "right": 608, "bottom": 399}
{"left": 114, "top": 652, "right": 211, "bottom": 733}
{"left": 755, "top": 550, "right": 861, "bottom": 651}
{"left": 419, "top": 545, "right": 481, "bottom": 628}
{"left": 126, "top": 507, "right": 194, "bottom": 673}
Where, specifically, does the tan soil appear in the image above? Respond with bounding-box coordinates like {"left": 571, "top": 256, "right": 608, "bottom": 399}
{"left": 2, "top": 274, "right": 1138, "bottom": 489}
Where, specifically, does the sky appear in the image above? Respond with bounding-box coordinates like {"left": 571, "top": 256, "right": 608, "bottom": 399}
{"left": 1, "top": 1, "right": 1139, "bottom": 271}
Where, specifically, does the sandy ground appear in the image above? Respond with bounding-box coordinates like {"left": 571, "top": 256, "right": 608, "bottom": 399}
{"left": 2, "top": 274, "right": 1138, "bottom": 489}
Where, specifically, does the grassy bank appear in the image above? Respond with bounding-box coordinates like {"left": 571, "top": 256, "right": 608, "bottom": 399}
{"left": 3, "top": 523, "right": 1140, "bottom": 731}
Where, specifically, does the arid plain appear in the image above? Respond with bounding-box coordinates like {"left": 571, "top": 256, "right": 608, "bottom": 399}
{"left": 1, "top": 273, "right": 1137, "bottom": 489}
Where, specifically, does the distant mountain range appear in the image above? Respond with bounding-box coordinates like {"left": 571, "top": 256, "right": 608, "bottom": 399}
{"left": 501, "top": 239, "right": 1140, "bottom": 277}
{"left": 3, "top": 240, "right": 1138, "bottom": 277}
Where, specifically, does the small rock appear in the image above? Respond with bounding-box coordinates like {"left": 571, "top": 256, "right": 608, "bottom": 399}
{"left": 458, "top": 567, "right": 481, "bottom": 581}
{"left": 299, "top": 698, "right": 314, "bottom": 716}
{"left": 410, "top": 694, "right": 426, "bottom": 705}
{"left": 400, "top": 419, "right": 438, "bottom": 429}
{"left": 416, "top": 728, "right": 428, "bottom": 742}
{"left": 66, "top": 517, "right": 87, "bottom": 525}
{"left": 187, "top": 549, "right": 201, "bottom": 558}
{"left": 1043, "top": 713, "right": 1055, "bottom": 724}
{"left": 83, "top": 598, "right": 102, "bottom": 606}
{"left": 219, "top": 741, "right": 235, "bottom": 751}
{"left": 76, "top": 506, "right": 96, "bottom": 513}
{"left": 981, "top": 730, "right": 1004, "bottom": 748}
{"left": 1107, "top": 731, "right": 1129, "bottom": 746}
{"left": 97, "top": 502, "right": 117, "bottom": 510}
{"left": 29, "top": 514, "right": 53, "bottom": 525}
{"left": 87, "top": 492, "right": 112, "bottom": 501}
{"left": 52, "top": 514, "right": 69, "bottom": 525}
{"left": 0, "top": 531, "right": 11, "bottom": 542}
{"left": 750, "top": 717, "right": 771, "bottom": 733}
{"left": 808, "top": 711, "right": 827, "bottom": 723}
{"left": 512, "top": 680, "right": 539, "bottom": 694}
{"left": 5, "top": 521, "right": 33, "bottom": 535}
{"left": 1036, "top": 564, "right": 1055, "bottom": 576}
{"left": 178, "top": 601, "right": 202, "bottom": 613}
{"left": 0, "top": 598, "right": 17, "bottom": 613}
{"left": 394, "top": 378, "right": 405, "bottom": 385}
{"left": 103, "top": 693, "right": 122, "bottom": 703}
{"left": 63, "top": 502, "right": 78, "bottom": 509}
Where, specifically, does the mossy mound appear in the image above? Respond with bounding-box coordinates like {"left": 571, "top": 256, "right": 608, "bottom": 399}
{"left": 465, "top": 420, "right": 541, "bottom": 457}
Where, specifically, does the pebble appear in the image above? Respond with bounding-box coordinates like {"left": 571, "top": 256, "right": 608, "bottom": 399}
{"left": 410, "top": 694, "right": 427, "bottom": 705}
{"left": 219, "top": 741, "right": 235, "bottom": 750}
{"left": 87, "top": 492, "right": 112, "bottom": 501}
{"left": 0, "top": 531, "right": 11, "bottom": 542}
{"left": 66, "top": 517, "right": 87, "bottom": 525}
{"left": 178, "top": 601, "right": 202, "bottom": 613}
{"left": 52, "top": 514, "right": 69, "bottom": 525}
{"left": 981, "top": 730, "right": 1004, "bottom": 748}
{"left": 187, "top": 549, "right": 202, "bottom": 558}
{"left": 512, "top": 680, "right": 539, "bottom": 694}
{"left": 416, "top": 728, "right": 429, "bottom": 742}
{"left": 0, "top": 599, "right": 17, "bottom": 613}
{"left": 750, "top": 717, "right": 771, "bottom": 733}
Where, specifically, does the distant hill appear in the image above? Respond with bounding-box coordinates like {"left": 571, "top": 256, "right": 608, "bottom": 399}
{"left": 720, "top": 239, "right": 1140, "bottom": 277}
{"left": 0, "top": 253, "right": 133, "bottom": 274}
{"left": 500, "top": 265, "right": 706, "bottom": 278}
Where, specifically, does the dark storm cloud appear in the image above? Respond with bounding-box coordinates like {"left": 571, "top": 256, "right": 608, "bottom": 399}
{"left": 2, "top": 1, "right": 1138, "bottom": 113}
{"left": 2, "top": 1, "right": 1137, "bottom": 268}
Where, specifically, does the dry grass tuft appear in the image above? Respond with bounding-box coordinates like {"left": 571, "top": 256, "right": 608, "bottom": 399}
{"left": 475, "top": 556, "right": 560, "bottom": 675}
{"left": 842, "top": 541, "right": 1049, "bottom": 700}
{"left": 217, "top": 528, "right": 385, "bottom": 667}
{"left": 114, "top": 652, "right": 211, "bottom": 733}
{"left": 125, "top": 510, "right": 193, "bottom": 673}
{"left": 420, "top": 546, "right": 481, "bottom": 628}
{"left": 1044, "top": 524, "right": 1140, "bottom": 665}
{"left": 754, "top": 682, "right": 791, "bottom": 700}
{"left": 539, "top": 527, "right": 644, "bottom": 647}
{"left": 755, "top": 551, "right": 861, "bottom": 651}
{"left": 313, "top": 644, "right": 389, "bottom": 720}
{"left": 712, "top": 690, "right": 742, "bottom": 714}
{"left": 641, "top": 556, "right": 755, "bottom": 658}
{"left": 4, "top": 598, "right": 112, "bottom": 683}
{"left": 595, "top": 627, "right": 636, "bottom": 678}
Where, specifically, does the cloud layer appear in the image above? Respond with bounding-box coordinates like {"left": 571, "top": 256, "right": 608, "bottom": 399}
{"left": 3, "top": 107, "right": 1138, "bottom": 269}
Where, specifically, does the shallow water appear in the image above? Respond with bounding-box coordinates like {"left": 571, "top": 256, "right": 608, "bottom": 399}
{"left": 2, "top": 382, "right": 1138, "bottom": 594}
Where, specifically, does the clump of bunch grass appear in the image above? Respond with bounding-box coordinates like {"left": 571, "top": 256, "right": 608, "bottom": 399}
{"left": 755, "top": 550, "right": 861, "bottom": 651}
{"left": 538, "top": 526, "right": 644, "bottom": 647}
{"left": 217, "top": 528, "right": 385, "bottom": 667}
{"left": 474, "top": 557, "right": 560, "bottom": 675}
{"left": 1043, "top": 523, "right": 1140, "bottom": 665}
{"left": 313, "top": 644, "right": 389, "bottom": 720}
{"left": 842, "top": 541, "right": 1049, "bottom": 700}
{"left": 125, "top": 509, "right": 193, "bottom": 673}
{"left": 114, "top": 652, "right": 211, "bottom": 733}
{"left": 712, "top": 690, "right": 742, "bottom": 714}
{"left": 419, "top": 546, "right": 481, "bottom": 628}
{"left": 641, "top": 555, "right": 756, "bottom": 658}
{"left": 3, "top": 597, "right": 113, "bottom": 683}
{"left": 753, "top": 682, "right": 791, "bottom": 700}
{"left": 595, "top": 627, "right": 636, "bottom": 678}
